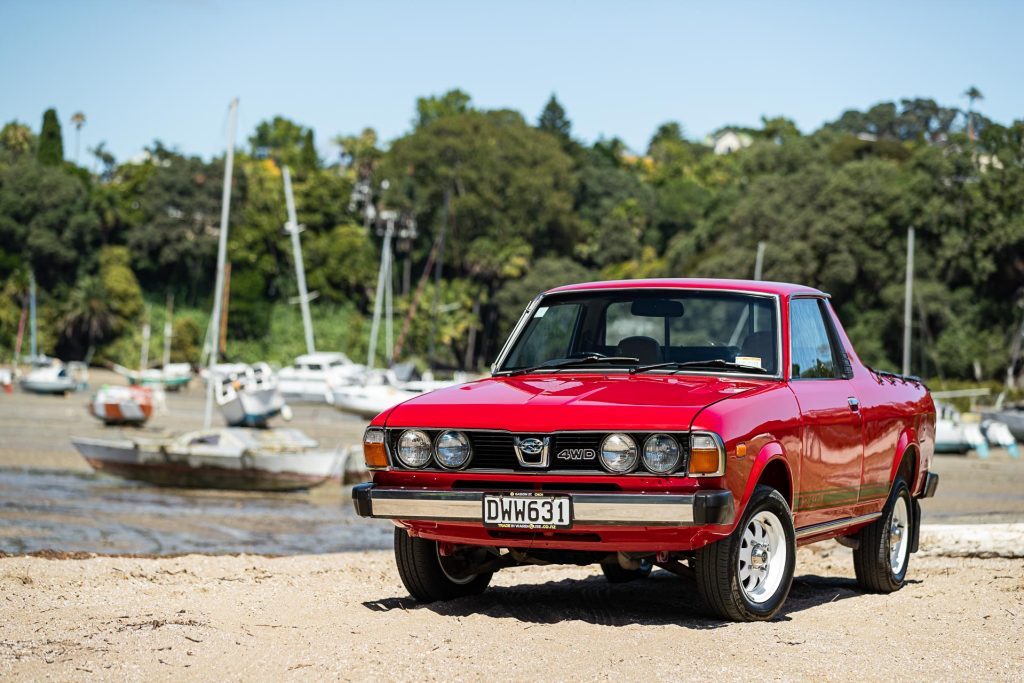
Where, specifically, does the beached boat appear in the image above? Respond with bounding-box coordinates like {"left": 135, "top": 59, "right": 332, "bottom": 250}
{"left": 114, "top": 363, "right": 192, "bottom": 391}
{"left": 934, "top": 403, "right": 988, "bottom": 456}
{"left": 330, "top": 369, "right": 464, "bottom": 419}
{"left": 215, "top": 362, "right": 289, "bottom": 427}
{"left": 89, "top": 385, "right": 154, "bottom": 426}
{"left": 277, "top": 352, "right": 365, "bottom": 404}
{"left": 20, "top": 361, "right": 88, "bottom": 395}
{"left": 71, "top": 427, "right": 342, "bottom": 491}
{"left": 985, "top": 404, "right": 1024, "bottom": 442}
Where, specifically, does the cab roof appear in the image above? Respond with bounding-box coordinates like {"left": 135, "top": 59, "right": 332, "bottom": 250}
{"left": 544, "top": 278, "right": 826, "bottom": 298}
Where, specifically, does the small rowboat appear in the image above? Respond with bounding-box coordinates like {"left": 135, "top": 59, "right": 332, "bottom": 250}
{"left": 89, "top": 385, "right": 154, "bottom": 426}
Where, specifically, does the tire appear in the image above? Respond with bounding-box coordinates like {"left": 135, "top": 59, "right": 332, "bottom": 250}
{"left": 393, "top": 528, "right": 492, "bottom": 603}
{"left": 600, "top": 559, "right": 653, "bottom": 583}
{"left": 694, "top": 485, "right": 796, "bottom": 621}
{"left": 853, "top": 477, "right": 911, "bottom": 593}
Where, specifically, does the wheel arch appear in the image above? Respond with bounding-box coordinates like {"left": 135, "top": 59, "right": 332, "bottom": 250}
{"left": 890, "top": 428, "right": 921, "bottom": 494}
{"left": 736, "top": 441, "right": 794, "bottom": 518}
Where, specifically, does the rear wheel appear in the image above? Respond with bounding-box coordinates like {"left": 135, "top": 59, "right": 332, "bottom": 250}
{"left": 854, "top": 477, "right": 911, "bottom": 593}
{"left": 600, "top": 558, "right": 653, "bottom": 583}
{"left": 393, "top": 528, "right": 492, "bottom": 602}
{"left": 693, "top": 485, "right": 796, "bottom": 621}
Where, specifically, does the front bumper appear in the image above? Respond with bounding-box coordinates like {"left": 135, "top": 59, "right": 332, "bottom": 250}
{"left": 351, "top": 483, "right": 734, "bottom": 526}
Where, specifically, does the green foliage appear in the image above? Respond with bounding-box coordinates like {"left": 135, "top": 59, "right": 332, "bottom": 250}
{"left": 37, "top": 108, "right": 63, "bottom": 166}
{"left": 414, "top": 89, "right": 472, "bottom": 129}
{"left": 2, "top": 96, "right": 1022, "bottom": 379}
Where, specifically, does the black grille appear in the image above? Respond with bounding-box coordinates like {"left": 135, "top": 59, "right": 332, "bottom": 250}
{"left": 386, "top": 429, "right": 690, "bottom": 474}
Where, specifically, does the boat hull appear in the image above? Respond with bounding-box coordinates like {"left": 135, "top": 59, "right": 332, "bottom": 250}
{"left": 71, "top": 437, "right": 339, "bottom": 491}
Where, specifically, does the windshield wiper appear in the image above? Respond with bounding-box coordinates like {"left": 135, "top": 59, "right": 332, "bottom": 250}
{"left": 503, "top": 355, "right": 640, "bottom": 377}
{"left": 630, "top": 359, "right": 771, "bottom": 375}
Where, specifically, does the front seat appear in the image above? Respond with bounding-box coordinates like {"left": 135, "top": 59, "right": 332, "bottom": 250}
{"left": 617, "top": 336, "right": 662, "bottom": 364}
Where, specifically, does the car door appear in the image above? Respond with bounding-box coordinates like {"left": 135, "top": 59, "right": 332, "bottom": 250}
{"left": 787, "top": 297, "right": 864, "bottom": 528}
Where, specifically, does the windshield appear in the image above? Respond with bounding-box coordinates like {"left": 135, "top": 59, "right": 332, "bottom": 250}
{"left": 499, "top": 290, "right": 779, "bottom": 376}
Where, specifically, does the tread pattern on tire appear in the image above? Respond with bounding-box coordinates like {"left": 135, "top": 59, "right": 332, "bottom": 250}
{"left": 694, "top": 485, "right": 796, "bottom": 622}
{"left": 853, "top": 477, "right": 910, "bottom": 593}
{"left": 394, "top": 528, "right": 491, "bottom": 602}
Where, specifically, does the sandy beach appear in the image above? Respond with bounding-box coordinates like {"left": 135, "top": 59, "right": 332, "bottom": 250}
{"left": 1, "top": 371, "right": 1023, "bottom": 680}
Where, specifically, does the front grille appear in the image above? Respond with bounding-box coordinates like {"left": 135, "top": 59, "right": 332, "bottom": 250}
{"left": 386, "top": 429, "right": 690, "bottom": 475}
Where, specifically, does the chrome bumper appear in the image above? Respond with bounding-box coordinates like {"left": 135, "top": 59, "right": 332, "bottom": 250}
{"left": 351, "top": 484, "right": 734, "bottom": 527}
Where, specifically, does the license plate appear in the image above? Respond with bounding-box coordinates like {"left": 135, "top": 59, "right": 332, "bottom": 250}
{"left": 482, "top": 492, "right": 572, "bottom": 530}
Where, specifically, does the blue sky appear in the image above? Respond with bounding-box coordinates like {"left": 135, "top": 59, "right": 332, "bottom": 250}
{"left": 2, "top": 0, "right": 1021, "bottom": 164}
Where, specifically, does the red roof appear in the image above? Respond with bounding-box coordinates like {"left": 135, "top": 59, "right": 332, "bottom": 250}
{"left": 545, "top": 278, "right": 825, "bottom": 297}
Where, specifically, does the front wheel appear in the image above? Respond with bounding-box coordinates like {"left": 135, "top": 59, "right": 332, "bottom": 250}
{"left": 393, "top": 528, "right": 492, "bottom": 603}
{"left": 853, "top": 477, "right": 911, "bottom": 593}
{"left": 693, "top": 485, "right": 796, "bottom": 621}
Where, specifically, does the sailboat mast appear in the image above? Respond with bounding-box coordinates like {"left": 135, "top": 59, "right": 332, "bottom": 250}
{"left": 162, "top": 293, "right": 173, "bottom": 372}
{"left": 140, "top": 306, "right": 151, "bottom": 372}
{"left": 29, "top": 271, "right": 37, "bottom": 361}
{"left": 902, "top": 227, "right": 915, "bottom": 377}
{"left": 204, "top": 97, "right": 239, "bottom": 428}
{"left": 283, "top": 166, "right": 315, "bottom": 355}
{"left": 367, "top": 214, "right": 394, "bottom": 369}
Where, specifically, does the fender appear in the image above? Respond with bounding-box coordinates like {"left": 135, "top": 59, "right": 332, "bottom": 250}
{"left": 889, "top": 427, "right": 920, "bottom": 493}
{"left": 733, "top": 441, "right": 792, "bottom": 526}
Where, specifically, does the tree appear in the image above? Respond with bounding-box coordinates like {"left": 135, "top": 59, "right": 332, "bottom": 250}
{"left": 37, "top": 108, "right": 64, "bottom": 166}
{"left": 537, "top": 95, "right": 572, "bottom": 143}
{"left": 70, "top": 111, "right": 86, "bottom": 163}
{"left": 963, "top": 86, "right": 984, "bottom": 141}
{"left": 414, "top": 89, "right": 472, "bottom": 128}
{"left": 249, "top": 117, "right": 318, "bottom": 172}
{"left": 0, "top": 121, "right": 34, "bottom": 158}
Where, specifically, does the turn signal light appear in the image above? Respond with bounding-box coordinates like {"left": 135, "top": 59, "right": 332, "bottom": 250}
{"left": 363, "top": 427, "right": 388, "bottom": 469}
{"left": 689, "top": 433, "right": 724, "bottom": 477}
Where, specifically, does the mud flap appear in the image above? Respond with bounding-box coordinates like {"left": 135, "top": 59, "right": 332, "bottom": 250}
{"left": 909, "top": 497, "right": 921, "bottom": 554}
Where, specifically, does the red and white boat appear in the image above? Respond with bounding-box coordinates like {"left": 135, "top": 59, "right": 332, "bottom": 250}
{"left": 88, "top": 385, "right": 154, "bottom": 426}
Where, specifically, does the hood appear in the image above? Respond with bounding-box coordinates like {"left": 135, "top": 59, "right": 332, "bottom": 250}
{"left": 384, "top": 374, "right": 769, "bottom": 432}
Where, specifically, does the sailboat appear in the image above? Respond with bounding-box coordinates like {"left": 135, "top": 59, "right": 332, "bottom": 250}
{"left": 274, "top": 166, "right": 367, "bottom": 404}
{"left": 70, "top": 100, "right": 335, "bottom": 490}
{"left": 214, "top": 362, "right": 289, "bottom": 427}
{"left": 19, "top": 274, "right": 90, "bottom": 394}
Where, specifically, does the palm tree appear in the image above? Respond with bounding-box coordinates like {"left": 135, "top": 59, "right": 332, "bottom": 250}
{"left": 59, "top": 276, "right": 116, "bottom": 352}
{"left": 963, "top": 87, "right": 983, "bottom": 141}
{"left": 70, "top": 111, "right": 86, "bottom": 163}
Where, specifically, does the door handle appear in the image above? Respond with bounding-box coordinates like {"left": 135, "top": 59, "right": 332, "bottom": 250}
{"left": 848, "top": 397, "right": 860, "bottom": 411}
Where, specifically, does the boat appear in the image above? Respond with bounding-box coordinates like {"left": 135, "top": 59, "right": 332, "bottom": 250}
{"left": 934, "top": 402, "right": 988, "bottom": 456}
{"left": 89, "top": 385, "right": 154, "bottom": 426}
{"left": 981, "top": 418, "right": 1020, "bottom": 457}
{"left": 20, "top": 360, "right": 88, "bottom": 395}
{"left": 215, "top": 362, "right": 290, "bottom": 427}
{"left": 276, "top": 352, "right": 365, "bottom": 403}
{"left": 70, "top": 427, "right": 343, "bottom": 491}
{"left": 113, "top": 363, "right": 193, "bottom": 391}
{"left": 330, "top": 369, "right": 463, "bottom": 419}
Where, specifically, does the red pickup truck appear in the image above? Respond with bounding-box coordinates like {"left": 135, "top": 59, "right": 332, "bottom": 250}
{"left": 353, "top": 279, "right": 938, "bottom": 621}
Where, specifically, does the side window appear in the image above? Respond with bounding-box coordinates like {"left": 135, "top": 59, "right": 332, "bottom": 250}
{"left": 789, "top": 299, "right": 839, "bottom": 379}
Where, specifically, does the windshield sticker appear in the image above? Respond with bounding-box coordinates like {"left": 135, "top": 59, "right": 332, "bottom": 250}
{"left": 534, "top": 307, "right": 549, "bottom": 318}
{"left": 735, "top": 356, "right": 762, "bottom": 369}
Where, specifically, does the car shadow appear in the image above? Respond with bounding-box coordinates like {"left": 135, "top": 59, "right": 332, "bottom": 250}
{"left": 362, "top": 569, "right": 879, "bottom": 627}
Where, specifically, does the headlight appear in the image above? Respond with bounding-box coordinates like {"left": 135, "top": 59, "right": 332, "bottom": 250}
{"left": 600, "top": 433, "right": 638, "bottom": 473}
{"left": 689, "top": 432, "right": 725, "bottom": 477}
{"left": 435, "top": 430, "right": 471, "bottom": 469}
{"left": 397, "top": 429, "right": 432, "bottom": 468}
{"left": 643, "top": 434, "right": 681, "bottom": 474}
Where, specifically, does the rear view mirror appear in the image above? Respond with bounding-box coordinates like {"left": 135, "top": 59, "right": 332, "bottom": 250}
{"left": 630, "top": 299, "right": 684, "bottom": 318}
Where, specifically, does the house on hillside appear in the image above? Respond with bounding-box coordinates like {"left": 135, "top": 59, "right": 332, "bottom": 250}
{"left": 704, "top": 129, "right": 754, "bottom": 155}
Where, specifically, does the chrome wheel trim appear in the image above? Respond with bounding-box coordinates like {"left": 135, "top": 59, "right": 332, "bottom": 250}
{"left": 738, "top": 510, "right": 788, "bottom": 604}
{"left": 889, "top": 496, "right": 909, "bottom": 575}
{"left": 437, "top": 546, "right": 476, "bottom": 585}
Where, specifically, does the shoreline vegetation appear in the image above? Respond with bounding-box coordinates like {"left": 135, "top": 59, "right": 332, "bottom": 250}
{"left": 2, "top": 90, "right": 1023, "bottom": 384}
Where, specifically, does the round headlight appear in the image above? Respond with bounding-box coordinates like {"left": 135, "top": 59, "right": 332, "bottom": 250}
{"left": 435, "top": 430, "right": 471, "bottom": 469}
{"left": 643, "top": 434, "right": 681, "bottom": 474}
{"left": 397, "top": 429, "right": 432, "bottom": 468}
{"left": 600, "top": 433, "right": 638, "bottom": 473}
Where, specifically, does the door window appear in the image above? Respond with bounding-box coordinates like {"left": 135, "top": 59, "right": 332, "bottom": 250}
{"left": 790, "top": 299, "right": 839, "bottom": 379}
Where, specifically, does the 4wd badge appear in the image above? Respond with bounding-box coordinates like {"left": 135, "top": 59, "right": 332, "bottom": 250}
{"left": 557, "top": 448, "right": 596, "bottom": 461}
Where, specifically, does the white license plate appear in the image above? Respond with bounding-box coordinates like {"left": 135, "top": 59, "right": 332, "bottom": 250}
{"left": 482, "top": 492, "right": 572, "bottom": 530}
